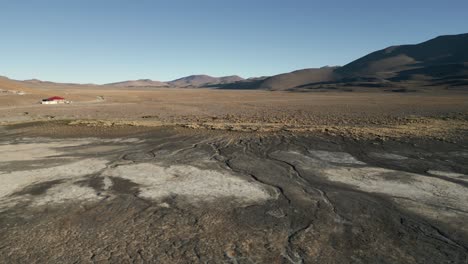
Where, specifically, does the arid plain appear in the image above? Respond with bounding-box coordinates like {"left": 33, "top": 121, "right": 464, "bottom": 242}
{"left": 2, "top": 82, "right": 468, "bottom": 136}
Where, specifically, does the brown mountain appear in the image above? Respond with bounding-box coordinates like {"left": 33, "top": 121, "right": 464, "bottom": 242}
{"left": 337, "top": 33, "right": 468, "bottom": 78}
{"left": 106, "top": 79, "right": 169, "bottom": 87}
{"left": 0, "top": 76, "right": 35, "bottom": 93}
{"left": 225, "top": 33, "right": 468, "bottom": 91}
{"left": 258, "top": 67, "right": 338, "bottom": 90}
{"left": 3, "top": 33, "right": 467, "bottom": 91}
{"left": 217, "top": 75, "right": 245, "bottom": 84}
{"left": 205, "top": 77, "right": 268, "bottom": 90}
{"left": 330, "top": 33, "right": 468, "bottom": 89}
{"left": 168, "top": 75, "right": 244, "bottom": 87}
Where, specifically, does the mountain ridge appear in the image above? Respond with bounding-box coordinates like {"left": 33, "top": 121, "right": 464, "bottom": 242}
{"left": 168, "top": 75, "right": 244, "bottom": 87}
{"left": 3, "top": 33, "right": 467, "bottom": 91}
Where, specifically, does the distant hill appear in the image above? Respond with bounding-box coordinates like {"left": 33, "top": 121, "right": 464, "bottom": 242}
{"left": 218, "top": 75, "right": 245, "bottom": 84}
{"left": 212, "top": 67, "right": 339, "bottom": 91}
{"left": 24, "top": 79, "right": 45, "bottom": 84}
{"left": 0, "top": 76, "right": 36, "bottom": 94}
{"left": 258, "top": 67, "right": 338, "bottom": 90}
{"left": 205, "top": 77, "right": 268, "bottom": 90}
{"left": 106, "top": 79, "right": 169, "bottom": 87}
{"left": 337, "top": 33, "right": 468, "bottom": 78}
{"left": 23, "top": 79, "right": 96, "bottom": 87}
{"left": 2, "top": 33, "right": 467, "bottom": 91}
{"left": 229, "top": 33, "right": 468, "bottom": 91}
{"left": 330, "top": 33, "right": 468, "bottom": 89}
{"left": 168, "top": 75, "right": 244, "bottom": 87}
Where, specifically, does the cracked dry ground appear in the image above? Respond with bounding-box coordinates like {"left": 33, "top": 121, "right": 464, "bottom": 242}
{"left": 0, "top": 126, "right": 467, "bottom": 263}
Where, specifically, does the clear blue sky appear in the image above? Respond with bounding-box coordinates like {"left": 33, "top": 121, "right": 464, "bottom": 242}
{"left": 1, "top": 0, "right": 467, "bottom": 84}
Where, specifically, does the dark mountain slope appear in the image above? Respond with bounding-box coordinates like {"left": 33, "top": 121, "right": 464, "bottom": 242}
{"left": 106, "top": 79, "right": 169, "bottom": 87}
{"left": 168, "top": 75, "right": 244, "bottom": 87}
{"left": 259, "top": 67, "right": 338, "bottom": 90}
{"left": 336, "top": 33, "right": 468, "bottom": 79}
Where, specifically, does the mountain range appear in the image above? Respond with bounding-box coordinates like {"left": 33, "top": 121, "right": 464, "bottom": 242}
{"left": 167, "top": 75, "right": 244, "bottom": 87}
{"left": 102, "top": 75, "right": 244, "bottom": 88}
{"left": 218, "top": 33, "right": 468, "bottom": 91}
{"left": 106, "top": 79, "right": 169, "bottom": 87}
{"left": 2, "top": 33, "right": 467, "bottom": 91}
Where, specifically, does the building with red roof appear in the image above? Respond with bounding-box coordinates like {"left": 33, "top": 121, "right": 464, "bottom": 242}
{"left": 41, "top": 96, "right": 69, "bottom": 104}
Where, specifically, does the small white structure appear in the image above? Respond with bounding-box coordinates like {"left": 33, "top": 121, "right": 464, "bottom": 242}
{"left": 41, "top": 96, "right": 70, "bottom": 104}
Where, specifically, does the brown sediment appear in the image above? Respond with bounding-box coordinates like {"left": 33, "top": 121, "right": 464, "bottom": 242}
{"left": 0, "top": 123, "right": 467, "bottom": 263}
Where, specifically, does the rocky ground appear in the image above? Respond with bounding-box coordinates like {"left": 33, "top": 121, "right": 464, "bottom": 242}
{"left": 0, "top": 123, "right": 467, "bottom": 263}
